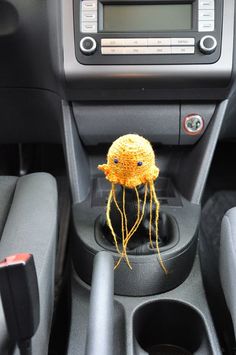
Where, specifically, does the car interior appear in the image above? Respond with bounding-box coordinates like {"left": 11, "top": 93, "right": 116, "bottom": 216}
{"left": 0, "top": 0, "right": 236, "bottom": 354}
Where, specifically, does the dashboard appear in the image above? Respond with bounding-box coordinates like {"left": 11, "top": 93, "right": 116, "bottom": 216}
{"left": 0, "top": 0, "right": 235, "bottom": 138}
{"left": 55, "top": 0, "right": 235, "bottom": 101}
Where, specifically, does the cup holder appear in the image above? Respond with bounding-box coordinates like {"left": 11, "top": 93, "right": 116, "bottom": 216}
{"left": 133, "top": 300, "right": 213, "bottom": 355}
{"left": 73, "top": 176, "right": 199, "bottom": 295}
{"left": 95, "top": 212, "right": 179, "bottom": 255}
{"left": 147, "top": 344, "right": 192, "bottom": 355}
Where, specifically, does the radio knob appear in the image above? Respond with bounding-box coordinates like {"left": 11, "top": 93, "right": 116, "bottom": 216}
{"left": 80, "top": 37, "right": 97, "bottom": 55}
{"left": 199, "top": 35, "right": 217, "bottom": 55}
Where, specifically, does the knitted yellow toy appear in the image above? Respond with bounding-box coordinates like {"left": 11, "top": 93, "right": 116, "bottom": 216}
{"left": 98, "top": 134, "right": 167, "bottom": 273}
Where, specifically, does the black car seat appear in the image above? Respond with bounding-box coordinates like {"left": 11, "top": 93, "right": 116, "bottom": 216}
{"left": 0, "top": 173, "right": 58, "bottom": 355}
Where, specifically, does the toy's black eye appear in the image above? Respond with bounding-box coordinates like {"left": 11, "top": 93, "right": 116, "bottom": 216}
{"left": 137, "top": 161, "right": 143, "bottom": 166}
{"left": 114, "top": 158, "right": 119, "bottom": 164}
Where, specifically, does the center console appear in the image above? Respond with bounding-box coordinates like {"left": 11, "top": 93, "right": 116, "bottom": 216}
{"left": 61, "top": 99, "right": 227, "bottom": 354}
{"left": 47, "top": 0, "right": 236, "bottom": 353}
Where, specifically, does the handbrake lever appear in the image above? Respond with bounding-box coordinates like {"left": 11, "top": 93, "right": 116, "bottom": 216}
{"left": 85, "top": 251, "right": 114, "bottom": 355}
{"left": 0, "top": 253, "right": 40, "bottom": 355}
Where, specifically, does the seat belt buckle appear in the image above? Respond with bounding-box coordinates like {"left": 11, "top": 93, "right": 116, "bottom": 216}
{"left": 0, "top": 253, "right": 40, "bottom": 353}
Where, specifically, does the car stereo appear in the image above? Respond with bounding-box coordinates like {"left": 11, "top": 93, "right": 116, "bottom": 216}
{"left": 74, "top": 0, "right": 223, "bottom": 65}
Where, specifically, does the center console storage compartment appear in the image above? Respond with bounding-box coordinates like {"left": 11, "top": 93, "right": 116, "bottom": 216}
{"left": 133, "top": 300, "right": 213, "bottom": 355}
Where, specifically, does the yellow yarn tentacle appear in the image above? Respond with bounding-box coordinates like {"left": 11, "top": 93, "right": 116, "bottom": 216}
{"left": 122, "top": 186, "right": 132, "bottom": 268}
{"left": 149, "top": 184, "right": 154, "bottom": 250}
{"left": 113, "top": 184, "right": 132, "bottom": 270}
{"left": 115, "top": 186, "right": 143, "bottom": 270}
{"left": 112, "top": 184, "right": 124, "bottom": 245}
{"left": 114, "top": 256, "right": 122, "bottom": 270}
{"left": 123, "top": 187, "right": 140, "bottom": 243}
{"left": 123, "top": 187, "right": 128, "bottom": 238}
{"left": 150, "top": 181, "right": 168, "bottom": 275}
{"left": 115, "top": 184, "right": 148, "bottom": 269}
{"left": 134, "top": 186, "right": 141, "bottom": 230}
{"left": 106, "top": 185, "right": 122, "bottom": 255}
{"left": 124, "top": 183, "right": 148, "bottom": 247}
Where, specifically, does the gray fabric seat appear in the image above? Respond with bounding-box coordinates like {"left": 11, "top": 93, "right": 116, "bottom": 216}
{"left": 0, "top": 173, "right": 58, "bottom": 355}
{"left": 220, "top": 207, "right": 236, "bottom": 336}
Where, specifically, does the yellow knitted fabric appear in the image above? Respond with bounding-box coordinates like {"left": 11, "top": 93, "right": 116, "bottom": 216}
{"left": 98, "top": 134, "right": 167, "bottom": 274}
{"left": 98, "top": 134, "right": 159, "bottom": 188}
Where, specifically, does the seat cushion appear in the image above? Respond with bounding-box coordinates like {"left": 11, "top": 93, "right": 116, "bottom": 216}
{"left": 220, "top": 207, "right": 236, "bottom": 336}
{"left": 0, "top": 173, "right": 58, "bottom": 355}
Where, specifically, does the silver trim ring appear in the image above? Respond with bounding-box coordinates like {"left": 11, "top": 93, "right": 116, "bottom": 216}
{"left": 200, "top": 35, "right": 217, "bottom": 54}
{"left": 80, "top": 37, "right": 97, "bottom": 54}
{"left": 183, "top": 114, "right": 204, "bottom": 135}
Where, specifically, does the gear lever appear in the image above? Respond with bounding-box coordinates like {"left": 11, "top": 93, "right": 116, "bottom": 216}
{"left": 0, "top": 253, "right": 40, "bottom": 355}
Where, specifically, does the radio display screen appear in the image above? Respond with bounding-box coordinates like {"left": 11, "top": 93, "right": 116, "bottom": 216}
{"left": 103, "top": 4, "right": 192, "bottom": 32}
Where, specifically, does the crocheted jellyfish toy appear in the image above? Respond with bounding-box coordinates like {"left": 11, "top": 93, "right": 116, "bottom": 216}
{"left": 98, "top": 134, "right": 167, "bottom": 273}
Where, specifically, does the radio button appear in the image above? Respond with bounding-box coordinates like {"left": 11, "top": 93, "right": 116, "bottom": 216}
{"left": 123, "top": 38, "right": 148, "bottom": 46}
{"left": 81, "top": 22, "right": 97, "bottom": 33}
{"left": 82, "top": 1, "right": 97, "bottom": 11}
{"left": 198, "top": 21, "right": 214, "bottom": 32}
{"left": 171, "top": 38, "right": 195, "bottom": 46}
{"left": 199, "top": 0, "right": 214, "bottom": 10}
{"left": 147, "top": 38, "right": 171, "bottom": 46}
{"left": 101, "top": 47, "right": 124, "bottom": 55}
{"left": 82, "top": 11, "right": 97, "bottom": 22}
{"left": 199, "top": 9, "right": 214, "bottom": 21}
{"left": 101, "top": 39, "right": 125, "bottom": 46}
{"left": 172, "top": 46, "right": 195, "bottom": 54}
{"left": 101, "top": 46, "right": 196, "bottom": 55}
{"left": 123, "top": 47, "right": 145, "bottom": 54}
{"left": 146, "top": 47, "right": 172, "bottom": 54}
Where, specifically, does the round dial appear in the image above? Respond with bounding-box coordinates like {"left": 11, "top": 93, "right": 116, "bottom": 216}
{"left": 80, "top": 37, "right": 97, "bottom": 55}
{"left": 199, "top": 36, "right": 217, "bottom": 55}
